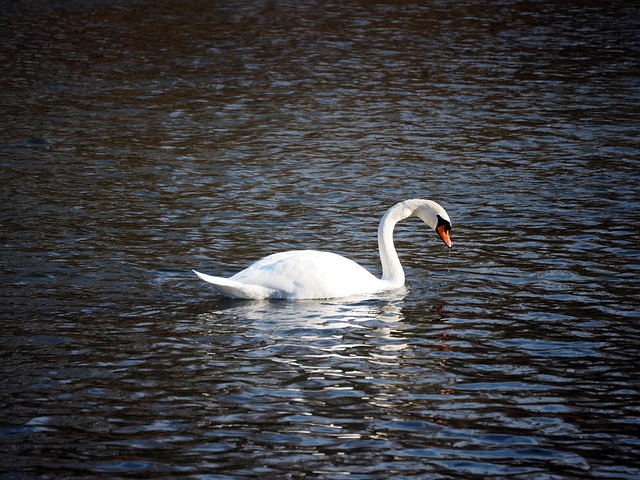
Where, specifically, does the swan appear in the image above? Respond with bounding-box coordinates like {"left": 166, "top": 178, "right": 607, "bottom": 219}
{"left": 193, "top": 199, "right": 452, "bottom": 300}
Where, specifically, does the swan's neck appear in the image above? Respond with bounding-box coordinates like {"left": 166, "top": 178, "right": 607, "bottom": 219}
{"left": 377, "top": 202, "right": 414, "bottom": 287}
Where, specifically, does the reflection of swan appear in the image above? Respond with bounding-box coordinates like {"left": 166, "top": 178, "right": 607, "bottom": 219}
{"left": 197, "top": 297, "right": 411, "bottom": 389}
{"left": 194, "top": 199, "right": 452, "bottom": 300}
{"left": 199, "top": 293, "right": 406, "bottom": 331}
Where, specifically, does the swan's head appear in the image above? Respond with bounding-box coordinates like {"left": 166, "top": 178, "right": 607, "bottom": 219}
{"left": 413, "top": 200, "right": 452, "bottom": 248}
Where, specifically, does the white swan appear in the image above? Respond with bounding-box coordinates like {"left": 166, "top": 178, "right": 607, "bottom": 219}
{"left": 193, "top": 199, "right": 452, "bottom": 300}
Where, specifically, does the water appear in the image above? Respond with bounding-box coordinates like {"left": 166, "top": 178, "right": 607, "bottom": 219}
{"left": 1, "top": 0, "right": 639, "bottom": 478}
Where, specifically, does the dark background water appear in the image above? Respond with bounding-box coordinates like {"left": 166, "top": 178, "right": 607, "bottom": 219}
{"left": 1, "top": 0, "right": 639, "bottom": 478}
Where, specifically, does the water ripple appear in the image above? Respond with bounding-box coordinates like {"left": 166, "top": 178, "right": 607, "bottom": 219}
{"left": 1, "top": 0, "right": 639, "bottom": 478}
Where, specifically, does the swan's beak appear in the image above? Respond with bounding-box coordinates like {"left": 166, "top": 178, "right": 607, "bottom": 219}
{"left": 437, "top": 224, "right": 452, "bottom": 248}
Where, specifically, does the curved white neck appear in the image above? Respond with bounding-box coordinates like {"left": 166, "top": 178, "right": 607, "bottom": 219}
{"left": 377, "top": 199, "right": 446, "bottom": 288}
{"left": 377, "top": 202, "right": 413, "bottom": 287}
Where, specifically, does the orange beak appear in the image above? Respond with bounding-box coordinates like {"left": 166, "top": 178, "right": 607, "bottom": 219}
{"left": 437, "top": 224, "right": 452, "bottom": 248}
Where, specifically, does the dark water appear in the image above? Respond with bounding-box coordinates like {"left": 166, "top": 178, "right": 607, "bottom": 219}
{"left": 2, "top": 0, "right": 640, "bottom": 478}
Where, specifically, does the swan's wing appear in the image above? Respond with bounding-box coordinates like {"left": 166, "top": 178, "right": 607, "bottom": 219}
{"left": 192, "top": 270, "right": 277, "bottom": 299}
{"left": 229, "top": 251, "right": 384, "bottom": 299}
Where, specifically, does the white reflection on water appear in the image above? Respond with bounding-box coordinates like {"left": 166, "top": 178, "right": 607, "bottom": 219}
{"left": 196, "top": 293, "right": 417, "bottom": 403}
{"left": 197, "top": 290, "right": 410, "bottom": 357}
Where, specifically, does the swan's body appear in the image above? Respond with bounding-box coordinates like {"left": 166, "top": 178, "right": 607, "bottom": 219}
{"left": 194, "top": 199, "right": 452, "bottom": 300}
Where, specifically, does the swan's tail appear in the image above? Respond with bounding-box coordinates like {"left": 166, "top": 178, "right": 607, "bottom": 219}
{"left": 192, "top": 270, "right": 276, "bottom": 299}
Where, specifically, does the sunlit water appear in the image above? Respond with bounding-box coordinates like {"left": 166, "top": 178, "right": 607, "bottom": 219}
{"left": 1, "top": 0, "right": 639, "bottom": 478}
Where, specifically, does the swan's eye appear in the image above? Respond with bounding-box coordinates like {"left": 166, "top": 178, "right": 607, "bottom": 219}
{"left": 436, "top": 215, "right": 451, "bottom": 232}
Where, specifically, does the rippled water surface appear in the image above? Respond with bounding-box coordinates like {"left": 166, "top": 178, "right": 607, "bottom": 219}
{"left": 2, "top": 0, "right": 640, "bottom": 478}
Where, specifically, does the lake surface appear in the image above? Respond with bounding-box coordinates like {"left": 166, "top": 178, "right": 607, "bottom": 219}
{"left": 1, "top": 0, "right": 639, "bottom": 478}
